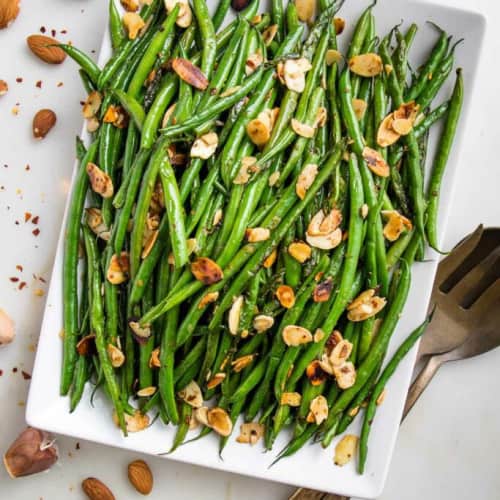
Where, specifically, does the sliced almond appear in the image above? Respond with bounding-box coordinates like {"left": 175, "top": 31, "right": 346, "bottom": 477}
{"left": 347, "top": 289, "right": 387, "bottom": 322}
{"left": 107, "top": 344, "right": 125, "bottom": 368}
{"left": 329, "top": 340, "right": 353, "bottom": 367}
{"left": 393, "top": 101, "right": 420, "bottom": 122}
{"left": 137, "top": 386, "right": 156, "bottom": 397}
{"left": 307, "top": 209, "right": 342, "bottom": 236}
{"left": 194, "top": 406, "right": 209, "bottom": 426}
{"left": 326, "top": 49, "right": 343, "bottom": 66}
{"left": 207, "top": 372, "right": 226, "bottom": 390}
{"left": 175, "top": 2, "right": 193, "bottom": 28}
{"left": 280, "top": 392, "right": 302, "bottom": 407}
{"left": 306, "top": 229, "right": 342, "bottom": 250}
{"left": 198, "top": 291, "right": 219, "bottom": 309}
{"left": 309, "top": 395, "right": 328, "bottom": 425}
{"left": 123, "top": 12, "right": 145, "bottom": 39}
{"left": 190, "top": 132, "right": 218, "bottom": 159}
{"left": 291, "top": 118, "right": 315, "bottom": 138}
{"left": 178, "top": 380, "right": 203, "bottom": 408}
{"left": 207, "top": 407, "right": 232, "bottom": 437}
{"left": 191, "top": 257, "right": 223, "bottom": 285}
{"left": 362, "top": 146, "right": 390, "bottom": 177}
{"left": 288, "top": 241, "right": 311, "bottom": 263}
{"left": 360, "top": 203, "right": 369, "bottom": 219}
{"left": 212, "top": 209, "right": 223, "bottom": 227}
{"left": 377, "top": 114, "right": 401, "bottom": 147}
{"left": 381, "top": 210, "right": 413, "bottom": 242}
{"left": 172, "top": 58, "right": 208, "bottom": 90}
{"left": 106, "top": 252, "right": 130, "bottom": 285}
{"left": 228, "top": 295, "right": 244, "bottom": 335}
{"left": 114, "top": 410, "right": 150, "bottom": 433}
{"left": 282, "top": 325, "right": 312, "bottom": 346}
{"left": 82, "top": 91, "right": 102, "bottom": 119}
{"left": 149, "top": 347, "right": 161, "bottom": 368}
{"left": 141, "top": 230, "right": 159, "bottom": 259}
{"left": 236, "top": 422, "right": 264, "bottom": 445}
{"left": 295, "top": 0, "right": 316, "bottom": 23}
{"left": 246, "top": 227, "right": 270, "bottom": 243}
{"left": 263, "top": 248, "right": 278, "bottom": 268}
{"left": 162, "top": 103, "right": 176, "bottom": 128}
{"left": 315, "top": 107, "right": 327, "bottom": 128}
{"left": 86, "top": 116, "right": 100, "bottom": 133}
{"left": 121, "top": 0, "right": 139, "bottom": 11}
{"left": 262, "top": 24, "right": 278, "bottom": 46}
{"left": 283, "top": 58, "right": 312, "bottom": 93}
{"left": 245, "top": 51, "right": 264, "bottom": 76}
{"left": 306, "top": 360, "right": 328, "bottom": 386}
{"left": 334, "top": 434, "right": 358, "bottom": 466}
{"left": 333, "top": 361, "right": 357, "bottom": 389}
{"left": 246, "top": 112, "right": 272, "bottom": 146}
{"left": 349, "top": 53, "right": 383, "bottom": 77}
{"left": 76, "top": 334, "right": 96, "bottom": 357}
{"left": 392, "top": 118, "right": 413, "bottom": 135}
{"left": 276, "top": 285, "right": 295, "bottom": 309}
{"left": 253, "top": 315, "right": 274, "bottom": 333}
{"left": 313, "top": 278, "right": 333, "bottom": 303}
{"left": 103, "top": 105, "right": 128, "bottom": 128}
{"left": 376, "top": 388, "right": 387, "bottom": 406}
{"left": 352, "top": 98, "right": 367, "bottom": 120}
{"left": 296, "top": 163, "right": 318, "bottom": 200}
{"left": 333, "top": 17, "right": 345, "bottom": 35}
{"left": 129, "top": 321, "right": 151, "bottom": 341}
{"left": 86, "top": 208, "right": 110, "bottom": 241}
{"left": 231, "top": 354, "right": 255, "bottom": 373}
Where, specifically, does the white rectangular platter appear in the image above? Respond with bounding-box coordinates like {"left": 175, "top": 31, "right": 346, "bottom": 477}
{"left": 26, "top": 0, "right": 485, "bottom": 497}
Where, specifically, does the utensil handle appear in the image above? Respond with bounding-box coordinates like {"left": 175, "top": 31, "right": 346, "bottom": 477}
{"left": 289, "top": 490, "right": 347, "bottom": 500}
{"left": 402, "top": 354, "right": 444, "bottom": 420}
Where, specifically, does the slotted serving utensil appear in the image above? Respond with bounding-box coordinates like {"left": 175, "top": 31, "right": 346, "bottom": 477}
{"left": 291, "top": 226, "right": 500, "bottom": 500}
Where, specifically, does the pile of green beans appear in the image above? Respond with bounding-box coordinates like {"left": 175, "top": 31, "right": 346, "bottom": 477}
{"left": 61, "top": 0, "right": 464, "bottom": 471}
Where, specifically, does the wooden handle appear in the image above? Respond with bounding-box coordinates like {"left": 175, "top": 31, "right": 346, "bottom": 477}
{"left": 289, "top": 489, "right": 347, "bottom": 500}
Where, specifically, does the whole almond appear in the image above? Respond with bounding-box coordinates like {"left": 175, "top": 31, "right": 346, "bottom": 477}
{"left": 127, "top": 459, "right": 153, "bottom": 495}
{"left": 82, "top": 477, "right": 115, "bottom": 500}
{"left": 33, "top": 109, "right": 57, "bottom": 139}
{"left": 0, "top": 0, "right": 19, "bottom": 29}
{"left": 27, "top": 34, "right": 66, "bottom": 64}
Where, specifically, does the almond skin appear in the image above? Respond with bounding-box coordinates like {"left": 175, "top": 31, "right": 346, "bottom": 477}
{"left": 128, "top": 459, "right": 154, "bottom": 495}
{"left": 27, "top": 34, "right": 67, "bottom": 64}
{"left": 82, "top": 477, "right": 115, "bottom": 500}
{"left": 33, "top": 109, "right": 57, "bottom": 139}
{"left": 0, "top": 0, "right": 20, "bottom": 29}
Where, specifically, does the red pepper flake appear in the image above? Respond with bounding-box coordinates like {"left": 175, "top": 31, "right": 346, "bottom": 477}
{"left": 39, "top": 276, "right": 47, "bottom": 283}
{"left": 16, "top": 77, "right": 23, "bottom": 83}
{"left": 32, "top": 215, "right": 39, "bottom": 225}
{"left": 19, "top": 281, "right": 27, "bottom": 290}
{"left": 61, "top": 29, "right": 67, "bottom": 34}
{"left": 14, "top": 221, "right": 19, "bottom": 225}
{"left": 57, "top": 82, "right": 63, "bottom": 87}
{"left": 24, "top": 212, "right": 32, "bottom": 222}
{"left": 25, "top": 164, "right": 30, "bottom": 171}
{"left": 16, "top": 265, "right": 23, "bottom": 272}
{"left": 51, "top": 29, "right": 56, "bottom": 37}
{"left": 9, "top": 277, "right": 19, "bottom": 282}
{"left": 0, "top": 370, "right": 3, "bottom": 376}
{"left": 32, "top": 228, "right": 40, "bottom": 236}
{"left": 12, "top": 367, "right": 18, "bottom": 373}
{"left": 35, "top": 80, "right": 42, "bottom": 89}
{"left": 40, "top": 26, "right": 46, "bottom": 33}
{"left": 75, "top": 442, "right": 80, "bottom": 450}
{"left": 21, "top": 371, "right": 32, "bottom": 380}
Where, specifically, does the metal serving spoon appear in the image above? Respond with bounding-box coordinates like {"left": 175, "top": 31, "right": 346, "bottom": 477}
{"left": 290, "top": 226, "right": 500, "bottom": 500}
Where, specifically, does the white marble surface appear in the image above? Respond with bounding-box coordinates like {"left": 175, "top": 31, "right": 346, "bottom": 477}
{"left": 0, "top": 0, "right": 498, "bottom": 499}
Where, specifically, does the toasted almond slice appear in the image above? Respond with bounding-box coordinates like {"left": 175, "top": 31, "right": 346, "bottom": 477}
{"left": 121, "top": 0, "right": 139, "bottom": 11}
{"left": 178, "top": 380, "right": 203, "bottom": 408}
{"left": 295, "top": 0, "right": 315, "bottom": 22}
{"left": 82, "top": 91, "right": 102, "bottom": 119}
{"left": 86, "top": 116, "right": 100, "bottom": 133}
{"left": 280, "top": 392, "right": 302, "bottom": 406}
{"left": 307, "top": 209, "right": 342, "bottom": 236}
{"left": 315, "top": 106, "right": 327, "bottom": 128}
{"left": 333, "top": 17, "right": 345, "bottom": 35}
{"left": 76, "top": 334, "right": 96, "bottom": 356}
{"left": 392, "top": 118, "right": 413, "bottom": 135}
{"left": 106, "top": 252, "right": 130, "bottom": 285}
{"left": 282, "top": 325, "right": 312, "bottom": 346}
{"left": 198, "top": 291, "right": 219, "bottom": 309}
{"left": 381, "top": 210, "right": 413, "bottom": 242}
{"left": 172, "top": 58, "right": 208, "bottom": 90}
{"left": 191, "top": 257, "right": 223, "bottom": 285}
{"left": 176, "top": 2, "right": 192, "bottom": 28}
{"left": 326, "top": 49, "right": 343, "bottom": 66}
{"left": 245, "top": 51, "right": 264, "bottom": 76}
{"left": 253, "top": 314, "right": 274, "bottom": 333}
{"left": 288, "top": 241, "right": 312, "bottom": 263}
{"left": 393, "top": 101, "right": 420, "bottom": 122}
{"left": 329, "top": 340, "right": 353, "bottom": 367}
{"left": 313, "top": 278, "right": 333, "bottom": 303}
{"left": 149, "top": 347, "right": 160, "bottom": 368}
{"left": 263, "top": 248, "right": 278, "bottom": 268}
{"left": 360, "top": 203, "right": 369, "bottom": 219}
{"left": 262, "top": 24, "right": 278, "bottom": 45}
{"left": 220, "top": 86, "right": 241, "bottom": 98}
{"left": 194, "top": 406, "right": 209, "bottom": 426}
{"left": 334, "top": 361, "right": 357, "bottom": 389}
{"left": 86, "top": 207, "right": 110, "bottom": 241}
{"left": 231, "top": 354, "right": 255, "bottom": 373}
{"left": 236, "top": 422, "right": 264, "bottom": 445}
{"left": 113, "top": 410, "right": 150, "bottom": 432}
{"left": 162, "top": 103, "right": 176, "bottom": 128}
{"left": 348, "top": 289, "right": 376, "bottom": 310}
{"left": 246, "top": 112, "right": 272, "bottom": 146}
{"left": 347, "top": 296, "right": 386, "bottom": 322}
{"left": 246, "top": 227, "right": 270, "bottom": 243}
{"left": 283, "top": 58, "right": 311, "bottom": 93}
{"left": 233, "top": 164, "right": 250, "bottom": 185}
{"left": 352, "top": 98, "right": 367, "bottom": 120}
{"left": 319, "top": 353, "right": 335, "bottom": 376}
{"left": 291, "top": 118, "right": 315, "bottom": 138}
{"left": 107, "top": 344, "right": 125, "bottom": 368}
{"left": 276, "top": 285, "right": 295, "bottom": 309}
{"left": 129, "top": 321, "right": 151, "bottom": 341}
{"left": 362, "top": 146, "right": 390, "bottom": 177}
{"left": 348, "top": 406, "right": 359, "bottom": 417}
{"left": 306, "top": 360, "right": 328, "bottom": 386}
{"left": 296, "top": 163, "right": 318, "bottom": 200}
{"left": 268, "top": 171, "right": 280, "bottom": 187}
{"left": 313, "top": 328, "right": 325, "bottom": 343}
{"left": 137, "top": 386, "right": 156, "bottom": 397}
{"left": 349, "top": 53, "right": 383, "bottom": 77}
{"left": 87, "top": 162, "right": 114, "bottom": 198}
{"left": 207, "top": 407, "right": 232, "bottom": 437}
{"left": 123, "top": 12, "right": 145, "bottom": 39}
{"left": 309, "top": 395, "right": 328, "bottom": 425}
{"left": 377, "top": 114, "right": 401, "bottom": 147}
{"left": 250, "top": 14, "right": 262, "bottom": 25}
{"left": 141, "top": 230, "right": 159, "bottom": 259}
{"left": 190, "top": 132, "right": 218, "bottom": 159}
{"left": 212, "top": 208, "right": 223, "bottom": 227}
{"left": 207, "top": 372, "right": 226, "bottom": 389}
{"left": 306, "top": 229, "right": 342, "bottom": 250}
{"left": 376, "top": 388, "right": 387, "bottom": 406}
{"left": 334, "top": 435, "right": 358, "bottom": 466}
{"left": 228, "top": 295, "right": 244, "bottom": 335}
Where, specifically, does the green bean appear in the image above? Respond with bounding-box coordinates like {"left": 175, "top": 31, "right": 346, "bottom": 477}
{"left": 347, "top": 2, "right": 374, "bottom": 60}
{"left": 271, "top": 0, "right": 284, "bottom": 42}
{"left": 426, "top": 69, "right": 463, "bottom": 251}
{"left": 212, "top": 0, "right": 231, "bottom": 31}
{"left": 270, "top": 424, "right": 317, "bottom": 466}
{"left": 113, "top": 90, "right": 145, "bottom": 129}
{"left": 58, "top": 44, "right": 101, "bottom": 85}
{"left": 174, "top": 335, "right": 207, "bottom": 384}
{"left": 139, "top": 284, "right": 155, "bottom": 389}
{"left": 169, "top": 402, "right": 192, "bottom": 453}
{"left": 109, "top": 0, "right": 125, "bottom": 50}
{"left": 358, "top": 315, "right": 429, "bottom": 473}
{"left": 286, "top": 1, "right": 299, "bottom": 32}
{"left": 79, "top": 69, "right": 96, "bottom": 95}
